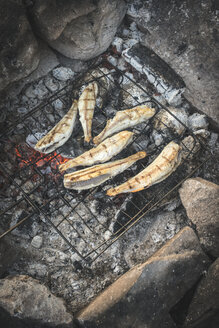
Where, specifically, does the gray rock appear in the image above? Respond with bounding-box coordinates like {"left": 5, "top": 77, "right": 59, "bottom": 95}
{"left": 31, "top": 235, "right": 43, "bottom": 249}
{"left": 52, "top": 66, "right": 75, "bottom": 81}
{"left": 76, "top": 227, "right": 210, "bottom": 328}
{"left": 184, "top": 258, "right": 219, "bottom": 327}
{"left": 0, "top": 275, "right": 73, "bottom": 327}
{"left": 32, "top": 0, "right": 126, "bottom": 60}
{"left": 179, "top": 178, "right": 219, "bottom": 257}
{"left": 0, "top": 0, "right": 40, "bottom": 91}
{"left": 128, "top": 0, "right": 219, "bottom": 125}
{"left": 31, "top": 0, "right": 96, "bottom": 41}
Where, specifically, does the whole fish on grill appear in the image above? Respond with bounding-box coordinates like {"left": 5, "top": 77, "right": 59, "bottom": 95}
{"left": 64, "top": 151, "right": 146, "bottom": 190}
{"left": 59, "top": 131, "right": 134, "bottom": 172}
{"left": 78, "top": 82, "right": 98, "bottom": 143}
{"left": 35, "top": 100, "right": 78, "bottom": 154}
{"left": 93, "top": 105, "right": 156, "bottom": 145}
{"left": 106, "top": 141, "right": 182, "bottom": 196}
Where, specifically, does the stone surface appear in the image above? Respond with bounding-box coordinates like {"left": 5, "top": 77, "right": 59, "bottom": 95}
{"left": 126, "top": 0, "right": 219, "bottom": 125}
{"left": 0, "top": 275, "right": 73, "bottom": 327}
{"left": 184, "top": 258, "right": 219, "bottom": 327}
{"left": 0, "top": 0, "right": 40, "bottom": 91}
{"left": 0, "top": 233, "right": 19, "bottom": 278}
{"left": 179, "top": 178, "right": 219, "bottom": 257}
{"left": 76, "top": 227, "right": 210, "bottom": 328}
{"left": 31, "top": 0, "right": 126, "bottom": 60}
{"left": 122, "top": 43, "right": 185, "bottom": 105}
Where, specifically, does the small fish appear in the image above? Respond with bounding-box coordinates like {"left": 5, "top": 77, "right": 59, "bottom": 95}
{"left": 78, "top": 82, "right": 98, "bottom": 143}
{"left": 35, "top": 100, "right": 78, "bottom": 154}
{"left": 59, "top": 131, "right": 134, "bottom": 172}
{"left": 64, "top": 151, "right": 146, "bottom": 190}
{"left": 106, "top": 141, "right": 182, "bottom": 196}
{"left": 93, "top": 105, "right": 156, "bottom": 144}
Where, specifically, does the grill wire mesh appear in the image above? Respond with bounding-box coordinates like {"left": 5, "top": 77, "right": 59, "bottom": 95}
{"left": 0, "top": 63, "right": 209, "bottom": 263}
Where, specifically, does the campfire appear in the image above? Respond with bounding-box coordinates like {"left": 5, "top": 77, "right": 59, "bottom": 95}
{"left": 0, "top": 1, "right": 218, "bottom": 328}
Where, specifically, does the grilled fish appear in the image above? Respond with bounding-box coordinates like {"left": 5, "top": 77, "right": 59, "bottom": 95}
{"left": 59, "top": 131, "right": 134, "bottom": 172}
{"left": 106, "top": 141, "right": 181, "bottom": 196}
{"left": 93, "top": 105, "right": 156, "bottom": 144}
{"left": 35, "top": 100, "right": 78, "bottom": 154}
{"left": 78, "top": 82, "right": 98, "bottom": 143}
{"left": 64, "top": 151, "right": 146, "bottom": 190}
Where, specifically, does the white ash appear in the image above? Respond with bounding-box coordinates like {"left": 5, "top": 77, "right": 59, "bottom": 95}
{"left": 52, "top": 67, "right": 75, "bottom": 81}
{"left": 44, "top": 77, "right": 60, "bottom": 92}
{"left": 188, "top": 113, "right": 208, "bottom": 131}
{"left": 52, "top": 99, "right": 64, "bottom": 111}
{"left": 194, "top": 129, "right": 210, "bottom": 139}
{"left": 117, "top": 57, "right": 127, "bottom": 71}
{"left": 151, "top": 130, "right": 164, "bottom": 146}
{"left": 17, "top": 107, "right": 28, "bottom": 114}
{"left": 107, "top": 55, "right": 118, "bottom": 67}
{"left": 153, "top": 107, "right": 189, "bottom": 135}
{"left": 112, "top": 37, "right": 123, "bottom": 53}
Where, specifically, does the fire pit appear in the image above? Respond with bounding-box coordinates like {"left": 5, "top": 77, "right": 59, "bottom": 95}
{"left": 0, "top": 62, "right": 208, "bottom": 265}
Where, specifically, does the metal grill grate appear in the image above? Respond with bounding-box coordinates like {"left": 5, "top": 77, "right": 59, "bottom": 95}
{"left": 0, "top": 62, "right": 210, "bottom": 263}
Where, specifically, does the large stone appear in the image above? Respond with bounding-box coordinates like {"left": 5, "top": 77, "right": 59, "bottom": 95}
{"left": 184, "top": 258, "right": 219, "bottom": 327}
{"left": 76, "top": 227, "right": 210, "bottom": 328}
{"left": 126, "top": 0, "right": 219, "bottom": 125}
{"left": 179, "top": 178, "right": 219, "bottom": 257}
{"left": 31, "top": 0, "right": 126, "bottom": 60}
{"left": 0, "top": 275, "right": 73, "bottom": 327}
{"left": 0, "top": 0, "right": 40, "bottom": 91}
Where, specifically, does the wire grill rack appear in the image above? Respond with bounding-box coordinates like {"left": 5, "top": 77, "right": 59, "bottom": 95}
{"left": 0, "top": 62, "right": 209, "bottom": 263}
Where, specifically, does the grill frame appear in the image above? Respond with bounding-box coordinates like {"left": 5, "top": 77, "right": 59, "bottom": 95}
{"left": 0, "top": 62, "right": 212, "bottom": 263}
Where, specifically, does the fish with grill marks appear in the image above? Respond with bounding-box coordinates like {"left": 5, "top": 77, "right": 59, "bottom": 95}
{"left": 35, "top": 100, "right": 78, "bottom": 154}
{"left": 59, "top": 131, "right": 134, "bottom": 172}
{"left": 78, "top": 82, "right": 98, "bottom": 143}
{"left": 64, "top": 151, "right": 146, "bottom": 190}
{"left": 93, "top": 105, "right": 156, "bottom": 145}
{"left": 106, "top": 141, "right": 182, "bottom": 196}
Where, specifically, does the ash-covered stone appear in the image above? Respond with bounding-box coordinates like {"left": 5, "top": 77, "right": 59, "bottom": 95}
{"left": 122, "top": 43, "right": 186, "bottom": 105}
{"left": 31, "top": 235, "right": 43, "bottom": 249}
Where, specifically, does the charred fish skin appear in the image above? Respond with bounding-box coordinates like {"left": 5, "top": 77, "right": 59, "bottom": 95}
{"left": 93, "top": 105, "right": 156, "bottom": 145}
{"left": 106, "top": 141, "right": 182, "bottom": 196}
{"left": 35, "top": 100, "right": 78, "bottom": 154}
{"left": 59, "top": 131, "right": 134, "bottom": 173}
{"left": 64, "top": 151, "right": 147, "bottom": 190}
{"left": 78, "top": 82, "right": 98, "bottom": 143}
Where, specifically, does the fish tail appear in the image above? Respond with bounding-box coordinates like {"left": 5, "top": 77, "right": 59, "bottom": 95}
{"left": 59, "top": 159, "right": 78, "bottom": 172}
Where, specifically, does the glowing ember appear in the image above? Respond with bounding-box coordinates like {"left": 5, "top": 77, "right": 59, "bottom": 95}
{"left": 15, "top": 144, "right": 69, "bottom": 171}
